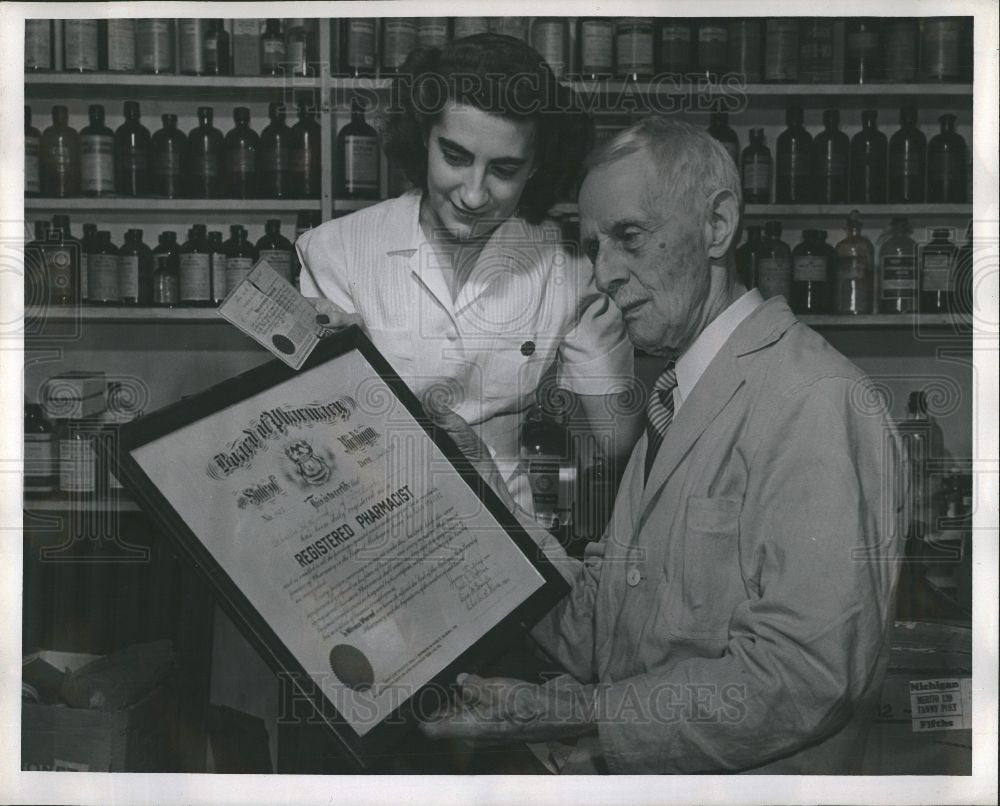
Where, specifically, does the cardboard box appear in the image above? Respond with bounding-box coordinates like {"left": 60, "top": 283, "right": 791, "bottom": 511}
{"left": 41, "top": 371, "right": 106, "bottom": 420}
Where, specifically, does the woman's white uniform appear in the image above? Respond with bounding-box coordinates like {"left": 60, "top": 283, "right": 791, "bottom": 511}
{"left": 297, "top": 190, "right": 634, "bottom": 512}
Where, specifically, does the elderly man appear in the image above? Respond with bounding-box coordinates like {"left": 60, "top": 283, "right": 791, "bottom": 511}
{"left": 423, "top": 118, "right": 906, "bottom": 774}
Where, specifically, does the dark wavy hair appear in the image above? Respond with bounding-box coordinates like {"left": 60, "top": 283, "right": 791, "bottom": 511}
{"left": 382, "top": 34, "right": 594, "bottom": 224}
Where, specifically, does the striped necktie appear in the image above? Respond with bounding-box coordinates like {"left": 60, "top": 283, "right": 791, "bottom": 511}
{"left": 644, "top": 361, "right": 677, "bottom": 482}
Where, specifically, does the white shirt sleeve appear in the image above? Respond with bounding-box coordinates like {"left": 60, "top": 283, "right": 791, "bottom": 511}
{"left": 296, "top": 221, "right": 359, "bottom": 315}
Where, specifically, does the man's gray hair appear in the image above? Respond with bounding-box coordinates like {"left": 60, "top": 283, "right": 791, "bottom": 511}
{"left": 585, "top": 117, "right": 743, "bottom": 212}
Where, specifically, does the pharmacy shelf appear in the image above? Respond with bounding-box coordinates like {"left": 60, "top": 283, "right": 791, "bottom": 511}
{"left": 563, "top": 80, "right": 973, "bottom": 98}
{"left": 25, "top": 197, "right": 321, "bottom": 213}
{"left": 800, "top": 314, "right": 972, "bottom": 328}
{"left": 550, "top": 202, "right": 972, "bottom": 218}
{"left": 25, "top": 72, "right": 321, "bottom": 100}
{"left": 24, "top": 495, "right": 141, "bottom": 512}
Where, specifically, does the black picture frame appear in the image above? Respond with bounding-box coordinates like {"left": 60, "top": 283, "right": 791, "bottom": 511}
{"left": 104, "top": 325, "right": 570, "bottom": 771}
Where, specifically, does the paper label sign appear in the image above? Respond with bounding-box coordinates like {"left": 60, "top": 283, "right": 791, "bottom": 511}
{"left": 909, "top": 677, "right": 972, "bottom": 732}
{"left": 218, "top": 259, "right": 323, "bottom": 369}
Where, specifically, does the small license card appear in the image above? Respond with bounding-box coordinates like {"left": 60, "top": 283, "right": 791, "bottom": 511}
{"left": 218, "top": 259, "right": 323, "bottom": 369}
{"left": 909, "top": 677, "right": 972, "bottom": 732}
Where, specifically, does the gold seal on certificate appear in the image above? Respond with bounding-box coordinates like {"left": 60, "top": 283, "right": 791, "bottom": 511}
{"left": 108, "top": 327, "right": 568, "bottom": 769}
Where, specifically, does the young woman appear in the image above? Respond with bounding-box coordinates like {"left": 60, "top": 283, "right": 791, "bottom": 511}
{"left": 298, "top": 34, "right": 641, "bottom": 514}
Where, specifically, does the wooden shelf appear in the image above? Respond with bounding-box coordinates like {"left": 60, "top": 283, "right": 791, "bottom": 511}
{"left": 25, "top": 198, "right": 321, "bottom": 214}
{"left": 550, "top": 202, "right": 972, "bottom": 218}
{"left": 800, "top": 314, "right": 971, "bottom": 328}
{"left": 564, "top": 80, "right": 973, "bottom": 98}
{"left": 24, "top": 495, "right": 141, "bottom": 512}
{"left": 25, "top": 72, "right": 320, "bottom": 100}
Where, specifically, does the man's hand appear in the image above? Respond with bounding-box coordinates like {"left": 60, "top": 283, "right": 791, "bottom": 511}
{"left": 307, "top": 297, "right": 366, "bottom": 336}
{"left": 420, "top": 674, "right": 597, "bottom": 745}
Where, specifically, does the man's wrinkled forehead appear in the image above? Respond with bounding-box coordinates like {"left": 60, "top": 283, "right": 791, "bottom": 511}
{"left": 581, "top": 148, "right": 674, "bottom": 229}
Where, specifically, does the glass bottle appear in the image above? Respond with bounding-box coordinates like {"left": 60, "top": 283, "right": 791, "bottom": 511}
{"left": 63, "top": 19, "right": 100, "bottom": 72}
{"left": 764, "top": 18, "right": 798, "bottom": 83}
{"left": 179, "top": 18, "right": 207, "bottom": 76}
{"left": 186, "top": 106, "right": 224, "bottom": 199}
{"left": 877, "top": 217, "right": 917, "bottom": 314}
{"left": 727, "top": 19, "right": 762, "bottom": 83}
{"left": 25, "top": 107, "right": 41, "bottom": 197}
{"left": 41, "top": 105, "right": 80, "bottom": 198}
{"left": 883, "top": 18, "right": 918, "bottom": 83}
{"left": 336, "top": 98, "right": 380, "bottom": 199}
{"left": 888, "top": 105, "right": 926, "bottom": 204}
{"left": 758, "top": 221, "right": 792, "bottom": 301}
{"left": 812, "top": 110, "right": 849, "bottom": 204}
{"left": 798, "top": 19, "right": 834, "bottom": 83}
{"left": 695, "top": 20, "right": 728, "bottom": 80}
{"left": 657, "top": 20, "right": 693, "bottom": 75}
{"left": 179, "top": 224, "right": 213, "bottom": 306}
{"left": 80, "top": 104, "right": 115, "bottom": 197}
{"left": 80, "top": 223, "right": 97, "bottom": 305}
{"left": 46, "top": 216, "right": 80, "bottom": 305}
{"left": 849, "top": 110, "right": 887, "bottom": 204}
{"left": 291, "top": 95, "right": 322, "bottom": 199}
{"left": 707, "top": 111, "right": 739, "bottom": 165}
{"left": 105, "top": 18, "right": 136, "bottom": 72}
{"left": 736, "top": 225, "right": 764, "bottom": 290}
{"left": 208, "top": 230, "right": 227, "bottom": 304}
{"left": 204, "top": 19, "right": 231, "bottom": 76}
{"left": 152, "top": 231, "right": 180, "bottom": 307}
{"left": 845, "top": 20, "right": 880, "bottom": 84}
{"left": 380, "top": 18, "right": 417, "bottom": 74}
{"left": 151, "top": 114, "right": 187, "bottom": 199}
{"left": 835, "top": 211, "right": 875, "bottom": 315}
{"left": 417, "top": 18, "right": 450, "bottom": 49}
{"left": 791, "top": 229, "right": 830, "bottom": 314}
{"left": 341, "top": 18, "right": 376, "bottom": 76}
{"left": 25, "top": 403, "right": 57, "bottom": 495}
{"left": 776, "top": 103, "right": 813, "bottom": 204}
{"left": 225, "top": 107, "right": 259, "bottom": 199}
{"left": 261, "top": 18, "right": 286, "bottom": 76}
{"left": 615, "top": 18, "right": 655, "bottom": 80}
{"left": 25, "top": 19, "right": 53, "bottom": 71}
{"left": 259, "top": 102, "right": 292, "bottom": 199}
{"left": 577, "top": 18, "right": 614, "bottom": 79}
{"left": 920, "top": 17, "right": 962, "bottom": 82}
{"left": 927, "top": 114, "right": 967, "bottom": 203}
{"left": 87, "top": 231, "right": 119, "bottom": 305}
{"left": 741, "top": 128, "right": 771, "bottom": 205}
{"left": 532, "top": 17, "right": 569, "bottom": 79}
{"left": 114, "top": 101, "right": 150, "bottom": 197}
{"left": 24, "top": 221, "right": 50, "bottom": 306}
{"left": 137, "top": 18, "right": 175, "bottom": 74}
{"left": 58, "top": 419, "right": 97, "bottom": 497}
{"left": 256, "top": 219, "right": 294, "bottom": 283}
{"left": 920, "top": 228, "right": 956, "bottom": 313}
{"left": 118, "top": 229, "right": 153, "bottom": 305}
{"left": 225, "top": 225, "right": 258, "bottom": 292}
{"left": 452, "top": 18, "right": 489, "bottom": 39}
{"left": 284, "top": 18, "right": 309, "bottom": 76}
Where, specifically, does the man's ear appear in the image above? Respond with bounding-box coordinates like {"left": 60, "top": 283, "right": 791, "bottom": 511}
{"left": 704, "top": 188, "right": 741, "bottom": 260}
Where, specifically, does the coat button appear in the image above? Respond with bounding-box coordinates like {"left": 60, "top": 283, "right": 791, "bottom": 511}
{"left": 626, "top": 568, "right": 641, "bottom": 587}
{"left": 520, "top": 340, "right": 535, "bottom": 356}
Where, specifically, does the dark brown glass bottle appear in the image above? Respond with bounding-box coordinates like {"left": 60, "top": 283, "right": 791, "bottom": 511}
{"left": 114, "top": 101, "right": 150, "bottom": 197}
{"left": 927, "top": 114, "right": 967, "bottom": 203}
{"left": 118, "top": 229, "right": 153, "bottom": 305}
{"left": 812, "top": 110, "right": 849, "bottom": 203}
{"left": 776, "top": 104, "right": 813, "bottom": 203}
{"left": 920, "top": 228, "right": 956, "bottom": 313}
{"left": 615, "top": 18, "right": 655, "bottom": 80}
{"left": 261, "top": 19, "right": 285, "bottom": 76}
{"left": 727, "top": 19, "right": 762, "bottom": 83}
{"left": 290, "top": 95, "right": 321, "bottom": 199}
{"left": 381, "top": 18, "right": 418, "bottom": 74}
{"left": 791, "top": 229, "right": 830, "bottom": 314}
{"left": 758, "top": 221, "right": 792, "bottom": 300}
{"left": 888, "top": 105, "right": 926, "bottom": 204}
{"left": 577, "top": 18, "right": 614, "bottom": 79}
{"left": 845, "top": 20, "right": 881, "bottom": 84}
{"left": 834, "top": 211, "right": 875, "bottom": 315}
{"left": 877, "top": 217, "right": 917, "bottom": 314}
{"left": 224, "top": 225, "right": 258, "bottom": 292}
{"left": 46, "top": 216, "right": 80, "bottom": 305}
{"left": 259, "top": 102, "right": 292, "bottom": 199}
{"left": 80, "top": 104, "right": 115, "bottom": 197}
{"left": 341, "top": 19, "right": 376, "bottom": 77}
{"left": 204, "top": 19, "right": 230, "bottom": 76}
{"left": 657, "top": 20, "right": 692, "bottom": 74}
{"left": 186, "top": 106, "right": 224, "bottom": 199}
{"left": 741, "top": 128, "right": 771, "bottom": 204}
{"left": 25, "top": 107, "right": 41, "bottom": 196}
{"left": 255, "top": 219, "right": 294, "bottom": 283}
{"left": 798, "top": 19, "right": 834, "bottom": 83}
{"left": 764, "top": 18, "right": 798, "bottom": 83}
{"left": 208, "top": 231, "right": 226, "bottom": 304}
{"left": 707, "top": 111, "right": 739, "bottom": 165}
{"left": 24, "top": 221, "right": 50, "bottom": 305}
{"left": 695, "top": 20, "right": 728, "bottom": 80}
{"left": 151, "top": 114, "right": 187, "bottom": 199}
{"left": 179, "top": 225, "right": 213, "bottom": 306}
{"left": 920, "top": 17, "right": 962, "bottom": 82}
{"left": 735, "top": 225, "right": 764, "bottom": 290}
{"left": 41, "top": 106, "right": 80, "bottom": 197}
{"left": 88, "top": 231, "right": 119, "bottom": 305}
{"left": 80, "top": 223, "right": 97, "bottom": 303}
{"left": 850, "top": 110, "right": 887, "bottom": 204}
{"left": 883, "top": 18, "right": 918, "bottom": 83}
{"left": 336, "top": 98, "right": 379, "bottom": 199}
{"left": 152, "top": 231, "right": 180, "bottom": 307}
{"left": 225, "top": 107, "right": 259, "bottom": 199}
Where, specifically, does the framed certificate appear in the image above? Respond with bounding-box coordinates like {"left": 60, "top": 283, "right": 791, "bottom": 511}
{"left": 109, "top": 326, "right": 569, "bottom": 770}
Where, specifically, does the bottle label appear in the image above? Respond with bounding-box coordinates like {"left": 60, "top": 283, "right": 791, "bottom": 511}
{"left": 580, "top": 20, "right": 613, "bottom": 72}
{"left": 347, "top": 20, "right": 376, "bottom": 68}
{"left": 453, "top": 19, "right": 489, "bottom": 39}
{"left": 226, "top": 257, "right": 254, "bottom": 291}
{"left": 226, "top": 148, "right": 256, "bottom": 176}
{"left": 25, "top": 20, "right": 52, "bottom": 69}
{"left": 119, "top": 255, "right": 139, "bottom": 298}
{"left": 59, "top": 437, "right": 96, "bottom": 493}
{"left": 139, "top": 20, "right": 172, "bottom": 70}
{"left": 180, "top": 253, "right": 212, "bottom": 300}
{"left": 532, "top": 22, "right": 566, "bottom": 77}
{"left": 81, "top": 135, "right": 115, "bottom": 192}
{"left": 765, "top": 21, "right": 798, "bottom": 80}
{"left": 880, "top": 255, "right": 916, "bottom": 298}
{"left": 45, "top": 247, "right": 75, "bottom": 300}
{"left": 382, "top": 20, "right": 417, "bottom": 69}
{"left": 921, "top": 254, "right": 953, "bottom": 291}
{"left": 848, "top": 30, "right": 879, "bottom": 55}
{"left": 89, "top": 254, "right": 118, "bottom": 300}
{"left": 154, "top": 270, "right": 179, "bottom": 304}
{"left": 211, "top": 253, "right": 227, "bottom": 299}
{"left": 417, "top": 20, "right": 449, "bottom": 48}
{"left": 660, "top": 24, "right": 691, "bottom": 43}
{"left": 25, "top": 135, "right": 40, "bottom": 193}
{"left": 757, "top": 257, "right": 791, "bottom": 299}
{"left": 263, "top": 38, "right": 286, "bottom": 68}
{"left": 699, "top": 25, "right": 727, "bottom": 43}
{"left": 793, "top": 255, "right": 827, "bottom": 282}
{"left": 891, "top": 150, "right": 924, "bottom": 178}
{"left": 615, "top": 24, "right": 654, "bottom": 74}
{"left": 155, "top": 149, "right": 182, "bottom": 177}
{"left": 25, "top": 434, "right": 56, "bottom": 487}
{"left": 923, "top": 22, "right": 961, "bottom": 76}
{"left": 180, "top": 19, "right": 206, "bottom": 73}
{"left": 106, "top": 19, "right": 137, "bottom": 71}
{"left": 885, "top": 24, "right": 917, "bottom": 79}
{"left": 45, "top": 142, "right": 74, "bottom": 171}
{"left": 343, "top": 136, "right": 379, "bottom": 192}
{"left": 64, "top": 20, "right": 99, "bottom": 70}
{"left": 288, "top": 40, "right": 307, "bottom": 71}
{"left": 259, "top": 249, "right": 292, "bottom": 282}
{"left": 837, "top": 254, "right": 868, "bottom": 281}
{"left": 742, "top": 160, "right": 770, "bottom": 193}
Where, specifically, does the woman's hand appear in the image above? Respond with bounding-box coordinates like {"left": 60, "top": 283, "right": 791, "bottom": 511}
{"left": 306, "top": 297, "right": 367, "bottom": 337}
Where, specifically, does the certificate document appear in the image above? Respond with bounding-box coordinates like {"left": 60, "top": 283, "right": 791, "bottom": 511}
{"left": 118, "top": 329, "right": 564, "bottom": 766}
